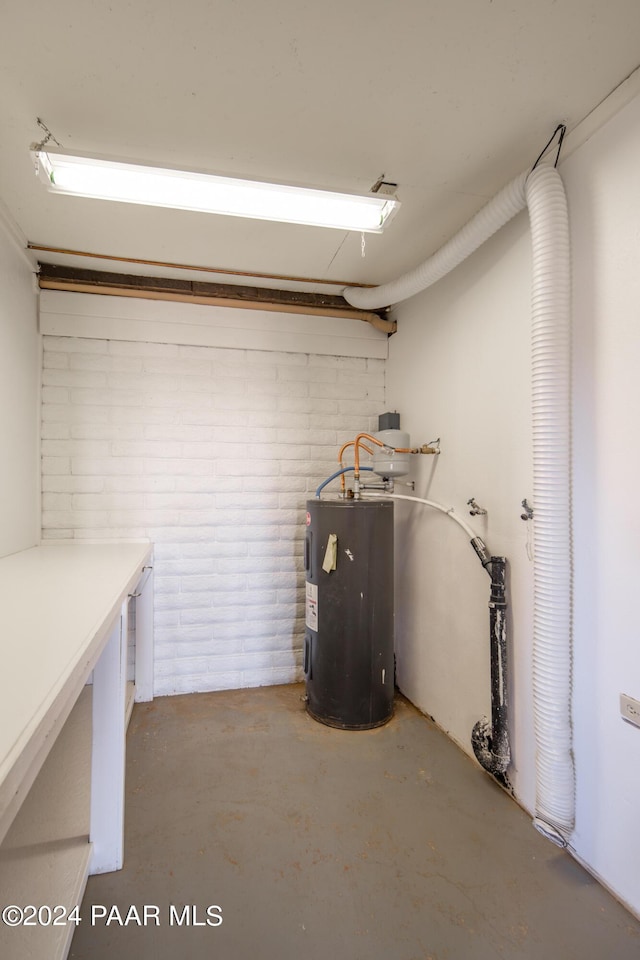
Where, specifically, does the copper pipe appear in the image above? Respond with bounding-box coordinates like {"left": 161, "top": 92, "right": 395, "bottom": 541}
{"left": 338, "top": 440, "right": 373, "bottom": 492}
{"left": 352, "top": 432, "right": 388, "bottom": 478}
{"left": 338, "top": 439, "right": 374, "bottom": 465}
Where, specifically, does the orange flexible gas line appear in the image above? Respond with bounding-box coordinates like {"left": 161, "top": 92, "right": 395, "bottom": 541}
{"left": 338, "top": 439, "right": 373, "bottom": 492}
{"left": 353, "top": 433, "right": 388, "bottom": 478}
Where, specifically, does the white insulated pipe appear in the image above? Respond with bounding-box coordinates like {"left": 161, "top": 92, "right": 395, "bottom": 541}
{"left": 345, "top": 165, "right": 574, "bottom": 845}
{"left": 364, "top": 492, "right": 480, "bottom": 541}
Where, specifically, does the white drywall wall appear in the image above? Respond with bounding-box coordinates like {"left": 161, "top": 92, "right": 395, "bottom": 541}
{"left": 564, "top": 92, "right": 640, "bottom": 914}
{"left": 0, "top": 223, "right": 39, "bottom": 557}
{"left": 386, "top": 216, "right": 535, "bottom": 799}
{"left": 387, "top": 93, "right": 640, "bottom": 915}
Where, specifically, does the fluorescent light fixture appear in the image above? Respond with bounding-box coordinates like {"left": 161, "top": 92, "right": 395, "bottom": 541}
{"left": 31, "top": 147, "right": 400, "bottom": 233}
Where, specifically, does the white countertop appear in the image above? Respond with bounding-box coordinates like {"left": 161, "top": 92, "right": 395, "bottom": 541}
{"left": 0, "top": 541, "right": 152, "bottom": 841}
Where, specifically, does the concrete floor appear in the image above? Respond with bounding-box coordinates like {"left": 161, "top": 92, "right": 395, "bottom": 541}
{"left": 70, "top": 684, "right": 640, "bottom": 960}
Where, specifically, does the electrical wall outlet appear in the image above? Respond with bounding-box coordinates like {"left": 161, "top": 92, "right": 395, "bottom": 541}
{"left": 620, "top": 694, "right": 640, "bottom": 728}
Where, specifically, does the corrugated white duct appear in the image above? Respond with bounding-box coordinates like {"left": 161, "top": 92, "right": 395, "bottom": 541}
{"left": 343, "top": 171, "right": 528, "bottom": 311}
{"left": 526, "top": 167, "right": 574, "bottom": 845}
{"left": 343, "top": 165, "right": 574, "bottom": 845}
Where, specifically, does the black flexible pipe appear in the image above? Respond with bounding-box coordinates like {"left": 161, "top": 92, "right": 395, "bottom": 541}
{"left": 469, "top": 543, "right": 511, "bottom": 787}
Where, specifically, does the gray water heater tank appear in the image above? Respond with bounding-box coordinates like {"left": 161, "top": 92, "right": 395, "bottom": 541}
{"left": 303, "top": 498, "right": 394, "bottom": 729}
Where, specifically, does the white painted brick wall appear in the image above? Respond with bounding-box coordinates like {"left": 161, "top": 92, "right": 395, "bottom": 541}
{"left": 41, "top": 336, "right": 385, "bottom": 696}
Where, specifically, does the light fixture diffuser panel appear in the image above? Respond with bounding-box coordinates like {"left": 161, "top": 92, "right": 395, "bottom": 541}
{"left": 31, "top": 147, "right": 400, "bottom": 233}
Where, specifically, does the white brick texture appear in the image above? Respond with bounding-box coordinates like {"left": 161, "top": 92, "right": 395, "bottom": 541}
{"left": 41, "top": 336, "right": 384, "bottom": 696}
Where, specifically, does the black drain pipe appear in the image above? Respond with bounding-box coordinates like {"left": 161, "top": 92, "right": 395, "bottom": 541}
{"left": 470, "top": 537, "right": 510, "bottom": 787}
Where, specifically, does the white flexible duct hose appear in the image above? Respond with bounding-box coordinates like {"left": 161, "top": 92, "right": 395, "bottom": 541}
{"left": 343, "top": 171, "right": 528, "bottom": 311}
{"left": 525, "top": 166, "right": 574, "bottom": 845}
{"left": 345, "top": 165, "right": 574, "bottom": 845}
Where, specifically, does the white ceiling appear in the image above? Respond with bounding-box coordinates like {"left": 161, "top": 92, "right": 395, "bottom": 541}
{"left": 2, "top": 1, "right": 640, "bottom": 291}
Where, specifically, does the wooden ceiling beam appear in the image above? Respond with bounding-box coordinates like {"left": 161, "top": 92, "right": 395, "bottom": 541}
{"left": 37, "top": 263, "right": 396, "bottom": 334}
{"left": 28, "top": 243, "right": 376, "bottom": 289}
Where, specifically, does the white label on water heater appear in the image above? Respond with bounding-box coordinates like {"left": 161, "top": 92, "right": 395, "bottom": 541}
{"left": 305, "top": 582, "right": 318, "bottom": 631}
